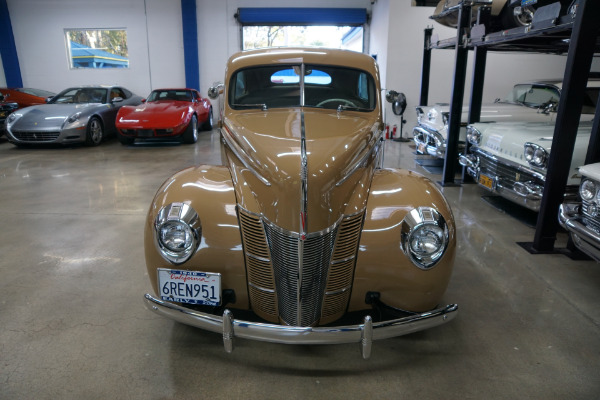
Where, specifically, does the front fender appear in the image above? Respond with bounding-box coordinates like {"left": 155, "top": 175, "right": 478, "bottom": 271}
{"left": 349, "top": 168, "right": 456, "bottom": 313}
{"left": 144, "top": 165, "right": 249, "bottom": 309}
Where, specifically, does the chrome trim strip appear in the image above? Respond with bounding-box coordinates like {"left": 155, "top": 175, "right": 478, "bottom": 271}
{"left": 325, "top": 286, "right": 352, "bottom": 296}
{"left": 246, "top": 253, "right": 270, "bottom": 263}
{"left": 331, "top": 255, "right": 355, "bottom": 265}
{"left": 221, "top": 123, "right": 271, "bottom": 186}
{"left": 248, "top": 282, "right": 276, "bottom": 293}
{"left": 144, "top": 293, "right": 458, "bottom": 359}
{"left": 559, "top": 203, "right": 600, "bottom": 261}
{"left": 298, "top": 109, "right": 308, "bottom": 324}
{"left": 336, "top": 135, "right": 381, "bottom": 187}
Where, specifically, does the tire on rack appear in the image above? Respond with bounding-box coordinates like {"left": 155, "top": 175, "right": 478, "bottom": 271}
{"left": 85, "top": 116, "right": 104, "bottom": 146}
{"left": 182, "top": 114, "right": 198, "bottom": 144}
{"left": 201, "top": 107, "right": 213, "bottom": 131}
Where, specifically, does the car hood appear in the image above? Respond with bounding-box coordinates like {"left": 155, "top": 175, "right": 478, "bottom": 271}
{"left": 579, "top": 162, "right": 600, "bottom": 180}
{"left": 223, "top": 108, "right": 381, "bottom": 233}
{"left": 10, "top": 103, "right": 100, "bottom": 130}
{"left": 117, "top": 101, "right": 191, "bottom": 127}
{"left": 473, "top": 120, "right": 592, "bottom": 182}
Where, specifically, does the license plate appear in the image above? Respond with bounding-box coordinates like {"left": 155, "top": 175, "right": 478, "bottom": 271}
{"left": 158, "top": 268, "right": 221, "bottom": 306}
{"left": 478, "top": 174, "right": 494, "bottom": 190}
{"left": 417, "top": 143, "right": 427, "bottom": 154}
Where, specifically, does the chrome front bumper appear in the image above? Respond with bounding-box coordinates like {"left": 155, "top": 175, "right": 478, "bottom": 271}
{"left": 413, "top": 126, "right": 445, "bottom": 158}
{"left": 459, "top": 151, "right": 545, "bottom": 212}
{"left": 144, "top": 293, "right": 458, "bottom": 359}
{"left": 559, "top": 203, "right": 600, "bottom": 262}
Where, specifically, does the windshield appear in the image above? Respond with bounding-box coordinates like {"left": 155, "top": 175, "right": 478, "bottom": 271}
{"left": 229, "top": 64, "right": 376, "bottom": 111}
{"left": 50, "top": 88, "right": 107, "bottom": 104}
{"left": 147, "top": 89, "right": 193, "bottom": 102}
{"left": 501, "top": 84, "right": 560, "bottom": 108}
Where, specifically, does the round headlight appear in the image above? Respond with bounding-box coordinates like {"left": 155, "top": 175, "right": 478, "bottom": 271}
{"left": 580, "top": 179, "right": 597, "bottom": 201}
{"left": 466, "top": 126, "right": 481, "bottom": 145}
{"left": 401, "top": 207, "right": 450, "bottom": 269}
{"left": 524, "top": 145, "right": 534, "bottom": 162}
{"left": 154, "top": 202, "right": 201, "bottom": 264}
{"left": 533, "top": 148, "right": 547, "bottom": 167}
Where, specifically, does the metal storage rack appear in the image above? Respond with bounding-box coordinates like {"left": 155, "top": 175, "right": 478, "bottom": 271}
{"left": 418, "top": 0, "right": 600, "bottom": 255}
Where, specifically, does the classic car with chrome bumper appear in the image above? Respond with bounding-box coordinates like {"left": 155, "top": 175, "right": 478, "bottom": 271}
{"left": 414, "top": 79, "right": 600, "bottom": 159}
{"left": 559, "top": 163, "right": 600, "bottom": 261}
{"left": 143, "top": 48, "right": 457, "bottom": 359}
{"left": 459, "top": 121, "right": 591, "bottom": 211}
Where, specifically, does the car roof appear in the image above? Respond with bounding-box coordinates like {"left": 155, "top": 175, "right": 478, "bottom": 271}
{"left": 225, "top": 47, "right": 380, "bottom": 80}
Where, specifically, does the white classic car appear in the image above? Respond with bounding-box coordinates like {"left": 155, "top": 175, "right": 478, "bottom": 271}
{"left": 459, "top": 120, "right": 593, "bottom": 211}
{"left": 414, "top": 79, "right": 600, "bottom": 158}
{"left": 559, "top": 163, "right": 600, "bottom": 262}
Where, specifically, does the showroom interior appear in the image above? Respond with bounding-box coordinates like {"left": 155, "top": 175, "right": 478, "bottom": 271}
{"left": 1, "top": 0, "right": 599, "bottom": 398}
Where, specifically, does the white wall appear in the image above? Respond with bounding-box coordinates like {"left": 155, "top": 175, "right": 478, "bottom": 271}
{"left": 6, "top": 0, "right": 185, "bottom": 97}
{"left": 377, "top": 1, "right": 570, "bottom": 132}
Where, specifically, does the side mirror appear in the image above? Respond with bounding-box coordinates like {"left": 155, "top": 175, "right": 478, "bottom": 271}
{"left": 386, "top": 90, "right": 407, "bottom": 116}
{"left": 141, "top": 98, "right": 146, "bottom": 103}
{"left": 208, "top": 83, "right": 224, "bottom": 100}
{"left": 112, "top": 97, "right": 124, "bottom": 103}
{"left": 46, "top": 96, "right": 54, "bottom": 103}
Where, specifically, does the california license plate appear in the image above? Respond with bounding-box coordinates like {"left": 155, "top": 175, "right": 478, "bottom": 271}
{"left": 478, "top": 174, "right": 494, "bottom": 190}
{"left": 138, "top": 129, "right": 154, "bottom": 137}
{"left": 158, "top": 268, "right": 221, "bottom": 306}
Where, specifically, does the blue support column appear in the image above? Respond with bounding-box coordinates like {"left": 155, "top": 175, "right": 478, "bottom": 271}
{"left": 0, "top": 0, "right": 23, "bottom": 87}
{"left": 181, "top": 0, "right": 199, "bottom": 90}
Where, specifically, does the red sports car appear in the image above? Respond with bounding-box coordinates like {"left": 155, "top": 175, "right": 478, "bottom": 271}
{"left": 116, "top": 88, "right": 212, "bottom": 145}
{"left": 0, "top": 87, "right": 55, "bottom": 131}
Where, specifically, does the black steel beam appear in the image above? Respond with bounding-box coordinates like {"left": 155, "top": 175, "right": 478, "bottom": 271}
{"left": 441, "top": 4, "right": 470, "bottom": 186}
{"left": 532, "top": 0, "right": 600, "bottom": 252}
{"left": 419, "top": 27, "right": 433, "bottom": 106}
{"left": 463, "top": 7, "right": 491, "bottom": 184}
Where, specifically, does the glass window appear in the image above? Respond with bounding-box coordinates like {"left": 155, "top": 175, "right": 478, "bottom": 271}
{"left": 230, "top": 64, "right": 375, "bottom": 111}
{"left": 242, "top": 26, "right": 363, "bottom": 52}
{"left": 65, "top": 29, "right": 129, "bottom": 69}
{"left": 503, "top": 84, "right": 560, "bottom": 108}
{"left": 49, "top": 88, "right": 108, "bottom": 104}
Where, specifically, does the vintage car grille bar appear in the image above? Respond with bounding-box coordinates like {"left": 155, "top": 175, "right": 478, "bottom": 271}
{"left": 238, "top": 207, "right": 365, "bottom": 327}
{"left": 582, "top": 199, "right": 600, "bottom": 233}
{"left": 11, "top": 131, "right": 61, "bottom": 142}
{"left": 474, "top": 148, "right": 545, "bottom": 188}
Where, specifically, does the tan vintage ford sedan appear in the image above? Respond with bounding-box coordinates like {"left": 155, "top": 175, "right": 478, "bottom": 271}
{"left": 143, "top": 48, "right": 458, "bottom": 358}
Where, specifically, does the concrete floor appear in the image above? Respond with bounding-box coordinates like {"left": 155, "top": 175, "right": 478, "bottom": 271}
{"left": 1, "top": 130, "right": 599, "bottom": 400}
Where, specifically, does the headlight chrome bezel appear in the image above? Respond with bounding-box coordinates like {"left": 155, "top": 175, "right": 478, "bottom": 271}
{"left": 465, "top": 125, "right": 482, "bottom": 145}
{"left": 524, "top": 142, "right": 549, "bottom": 168}
{"left": 580, "top": 178, "right": 598, "bottom": 202}
{"left": 401, "top": 207, "right": 450, "bottom": 270}
{"left": 154, "top": 202, "right": 202, "bottom": 265}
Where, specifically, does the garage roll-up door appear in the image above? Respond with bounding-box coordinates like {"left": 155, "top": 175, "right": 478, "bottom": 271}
{"left": 236, "top": 8, "right": 367, "bottom": 25}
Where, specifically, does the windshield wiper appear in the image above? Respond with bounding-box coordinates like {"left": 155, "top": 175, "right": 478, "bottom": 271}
{"left": 232, "top": 103, "right": 268, "bottom": 111}
{"left": 337, "top": 105, "right": 371, "bottom": 112}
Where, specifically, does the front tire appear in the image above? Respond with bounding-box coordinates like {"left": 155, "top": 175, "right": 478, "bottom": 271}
{"left": 201, "top": 107, "right": 213, "bottom": 131}
{"left": 182, "top": 115, "right": 198, "bottom": 144}
{"left": 85, "top": 117, "right": 104, "bottom": 146}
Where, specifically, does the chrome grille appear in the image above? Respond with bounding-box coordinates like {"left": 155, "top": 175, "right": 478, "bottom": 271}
{"left": 237, "top": 206, "right": 364, "bottom": 326}
{"left": 582, "top": 199, "right": 600, "bottom": 234}
{"left": 11, "top": 131, "right": 60, "bottom": 142}
{"left": 474, "top": 149, "right": 544, "bottom": 187}
{"left": 265, "top": 223, "right": 338, "bottom": 326}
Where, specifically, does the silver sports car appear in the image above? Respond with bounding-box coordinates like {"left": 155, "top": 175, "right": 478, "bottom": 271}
{"left": 4, "top": 85, "right": 143, "bottom": 146}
